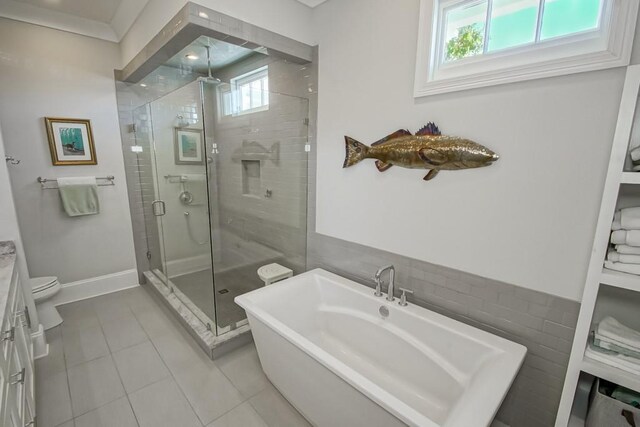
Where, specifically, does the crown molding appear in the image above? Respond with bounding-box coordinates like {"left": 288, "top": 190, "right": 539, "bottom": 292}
{"left": 0, "top": 0, "right": 149, "bottom": 43}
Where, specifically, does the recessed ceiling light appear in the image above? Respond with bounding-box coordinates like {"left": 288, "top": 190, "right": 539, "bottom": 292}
{"left": 198, "top": 12, "right": 209, "bottom": 19}
{"left": 140, "top": 83, "right": 147, "bottom": 87}
{"left": 185, "top": 54, "right": 199, "bottom": 60}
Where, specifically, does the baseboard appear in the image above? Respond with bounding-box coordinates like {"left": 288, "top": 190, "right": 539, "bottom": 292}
{"left": 50, "top": 269, "right": 139, "bottom": 306}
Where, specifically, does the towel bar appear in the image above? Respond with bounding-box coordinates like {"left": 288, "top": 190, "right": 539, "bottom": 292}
{"left": 37, "top": 176, "right": 115, "bottom": 189}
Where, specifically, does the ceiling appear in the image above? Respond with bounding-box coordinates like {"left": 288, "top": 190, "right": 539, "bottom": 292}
{"left": 14, "top": 0, "right": 123, "bottom": 23}
{"left": 0, "top": 0, "right": 327, "bottom": 43}
{"left": 295, "top": 0, "right": 328, "bottom": 6}
{"left": 0, "top": 0, "right": 149, "bottom": 42}
{"left": 164, "top": 36, "right": 258, "bottom": 75}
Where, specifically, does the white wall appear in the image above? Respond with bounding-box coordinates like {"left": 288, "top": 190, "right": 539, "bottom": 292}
{"left": 119, "top": 0, "right": 315, "bottom": 66}
{"left": 313, "top": 0, "right": 627, "bottom": 301}
{"left": 0, "top": 18, "right": 137, "bottom": 284}
{"left": 0, "top": 123, "right": 29, "bottom": 279}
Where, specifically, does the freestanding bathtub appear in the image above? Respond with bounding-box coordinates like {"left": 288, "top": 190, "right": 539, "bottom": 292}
{"left": 235, "top": 269, "right": 526, "bottom": 427}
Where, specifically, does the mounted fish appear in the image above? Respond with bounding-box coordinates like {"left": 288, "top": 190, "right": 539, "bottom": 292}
{"left": 343, "top": 123, "right": 499, "bottom": 181}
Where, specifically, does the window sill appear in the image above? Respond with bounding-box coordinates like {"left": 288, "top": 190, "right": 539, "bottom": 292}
{"left": 414, "top": 49, "right": 630, "bottom": 97}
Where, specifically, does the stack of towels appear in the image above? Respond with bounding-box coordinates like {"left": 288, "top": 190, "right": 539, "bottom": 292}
{"left": 586, "top": 317, "right": 640, "bottom": 375}
{"left": 608, "top": 207, "right": 640, "bottom": 274}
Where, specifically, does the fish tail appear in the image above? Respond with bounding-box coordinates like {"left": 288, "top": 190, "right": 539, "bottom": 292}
{"left": 343, "top": 136, "right": 369, "bottom": 168}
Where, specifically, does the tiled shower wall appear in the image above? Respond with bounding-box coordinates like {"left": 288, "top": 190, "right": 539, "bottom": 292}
{"left": 207, "top": 55, "right": 313, "bottom": 274}
{"left": 115, "top": 81, "right": 163, "bottom": 282}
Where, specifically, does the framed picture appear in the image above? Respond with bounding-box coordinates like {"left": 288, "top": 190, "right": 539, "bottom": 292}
{"left": 44, "top": 117, "right": 97, "bottom": 165}
{"left": 174, "top": 128, "right": 203, "bottom": 165}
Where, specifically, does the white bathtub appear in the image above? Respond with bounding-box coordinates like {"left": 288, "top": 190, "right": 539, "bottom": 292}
{"left": 235, "top": 269, "right": 526, "bottom": 427}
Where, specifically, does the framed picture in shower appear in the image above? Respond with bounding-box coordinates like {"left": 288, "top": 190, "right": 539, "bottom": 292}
{"left": 174, "top": 128, "right": 204, "bottom": 165}
{"left": 44, "top": 117, "right": 97, "bottom": 165}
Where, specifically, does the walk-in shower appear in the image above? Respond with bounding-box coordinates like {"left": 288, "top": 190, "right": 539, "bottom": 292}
{"left": 116, "top": 30, "right": 313, "bottom": 354}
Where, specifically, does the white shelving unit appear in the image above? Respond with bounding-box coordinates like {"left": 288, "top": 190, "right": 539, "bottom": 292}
{"left": 555, "top": 64, "right": 640, "bottom": 426}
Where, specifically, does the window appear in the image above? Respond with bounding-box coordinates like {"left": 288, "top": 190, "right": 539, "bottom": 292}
{"left": 222, "top": 66, "right": 269, "bottom": 116}
{"left": 414, "top": 0, "right": 638, "bottom": 97}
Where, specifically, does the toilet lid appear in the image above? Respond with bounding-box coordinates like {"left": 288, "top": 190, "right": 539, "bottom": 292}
{"left": 31, "top": 276, "right": 58, "bottom": 292}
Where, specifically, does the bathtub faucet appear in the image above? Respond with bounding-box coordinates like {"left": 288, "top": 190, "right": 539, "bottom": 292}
{"left": 374, "top": 265, "right": 395, "bottom": 302}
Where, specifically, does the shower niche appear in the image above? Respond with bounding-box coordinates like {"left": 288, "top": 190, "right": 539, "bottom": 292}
{"left": 115, "top": 8, "right": 314, "bottom": 357}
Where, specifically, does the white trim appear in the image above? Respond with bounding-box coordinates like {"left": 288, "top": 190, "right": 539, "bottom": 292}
{"left": 50, "top": 269, "right": 139, "bottom": 306}
{"left": 414, "top": 0, "right": 639, "bottom": 97}
{"left": 31, "top": 324, "right": 48, "bottom": 360}
{"left": 554, "top": 65, "right": 640, "bottom": 426}
{"left": 166, "top": 254, "right": 211, "bottom": 278}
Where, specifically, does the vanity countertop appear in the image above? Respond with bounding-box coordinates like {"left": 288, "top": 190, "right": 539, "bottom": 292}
{"left": 0, "top": 241, "right": 17, "bottom": 320}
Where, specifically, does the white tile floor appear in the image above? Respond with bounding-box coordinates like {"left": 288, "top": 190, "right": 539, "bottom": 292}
{"left": 35, "top": 286, "right": 311, "bottom": 427}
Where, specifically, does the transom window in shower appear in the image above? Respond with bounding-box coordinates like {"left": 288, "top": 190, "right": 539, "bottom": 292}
{"left": 221, "top": 66, "right": 269, "bottom": 116}
{"left": 413, "top": 0, "right": 638, "bottom": 96}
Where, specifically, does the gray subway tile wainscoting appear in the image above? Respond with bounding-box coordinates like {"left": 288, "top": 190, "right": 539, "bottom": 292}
{"left": 306, "top": 232, "right": 579, "bottom": 427}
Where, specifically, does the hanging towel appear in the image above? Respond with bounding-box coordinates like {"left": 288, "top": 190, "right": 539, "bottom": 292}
{"left": 598, "top": 317, "right": 640, "bottom": 353}
{"left": 616, "top": 245, "right": 640, "bottom": 255}
{"left": 585, "top": 344, "right": 640, "bottom": 375}
{"left": 57, "top": 177, "right": 99, "bottom": 217}
{"left": 611, "top": 230, "right": 640, "bottom": 246}
{"left": 607, "top": 250, "right": 640, "bottom": 264}
{"left": 605, "top": 260, "right": 640, "bottom": 275}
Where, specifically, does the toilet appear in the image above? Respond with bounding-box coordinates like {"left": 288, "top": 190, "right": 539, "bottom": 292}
{"left": 30, "top": 277, "right": 63, "bottom": 330}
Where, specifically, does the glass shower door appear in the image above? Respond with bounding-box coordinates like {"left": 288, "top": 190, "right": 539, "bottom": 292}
{"left": 148, "top": 81, "right": 216, "bottom": 328}
{"left": 201, "top": 81, "right": 309, "bottom": 335}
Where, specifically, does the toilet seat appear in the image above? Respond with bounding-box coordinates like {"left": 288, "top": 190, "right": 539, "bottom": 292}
{"left": 31, "top": 276, "right": 59, "bottom": 294}
{"left": 29, "top": 276, "right": 63, "bottom": 330}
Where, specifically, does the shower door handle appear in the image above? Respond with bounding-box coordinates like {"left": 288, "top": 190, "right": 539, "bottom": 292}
{"left": 152, "top": 200, "right": 166, "bottom": 216}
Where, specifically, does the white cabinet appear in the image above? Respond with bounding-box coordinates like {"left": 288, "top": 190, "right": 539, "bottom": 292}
{"left": 0, "top": 264, "right": 35, "bottom": 427}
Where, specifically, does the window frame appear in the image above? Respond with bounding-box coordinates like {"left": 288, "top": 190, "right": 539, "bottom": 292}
{"left": 229, "top": 66, "right": 269, "bottom": 116}
{"left": 414, "top": 0, "right": 639, "bottom": 97}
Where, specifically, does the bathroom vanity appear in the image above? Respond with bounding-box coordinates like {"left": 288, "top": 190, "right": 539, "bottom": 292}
{"left": 0, "top": 241, "right": 35, "bottom": 427}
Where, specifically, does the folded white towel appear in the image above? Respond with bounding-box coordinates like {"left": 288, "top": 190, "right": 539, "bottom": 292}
{"left": 620, "top": 207, "right": 640, "bottom": 230}
{"left": 611, "top": 230, "right": 640, "bottom": 246}
{"left": 605, "top": 260, "right": 640, "bottom": 275}
{"left": 616, "top": 244, "right": 640, "bottom": 255}
{"left": 598, "top": 316, "right": 640, "bottom": 353}
{"left": 612, "top": 211, "right": 622, "bottom": 230}
{"left": 631, "top": 146, "right": 640, "bottom": 162}
{"left": 585, "top": 344, "right": 640, "bottom": 376}
{"left": 607, "top": 250, "right": 640, "bottom": 264}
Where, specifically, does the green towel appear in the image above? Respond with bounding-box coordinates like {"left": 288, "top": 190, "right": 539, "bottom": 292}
{"left": 57, "top": 177, "right": 100, "bottom": 217}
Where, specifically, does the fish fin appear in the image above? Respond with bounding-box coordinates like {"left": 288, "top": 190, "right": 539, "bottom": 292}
{"left": 418, "top": 148, "right": 447, "bottom": 166}
{"left": 371, "top": 129, "right": 412, "bottom": 147}
{"left": 343, "top": 136, "right": 370, "bottom": 168}
{"left": 375, "top": 161, "right": 393, "bottom": 172}
{"left": 416, "top": 122, "right": 441, "bottom": 136}
{"left": 423, "top": 170, "right": 440, "bottom": 181}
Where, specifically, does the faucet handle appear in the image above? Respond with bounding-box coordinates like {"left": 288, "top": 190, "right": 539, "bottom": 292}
{"left": 373, "top": 276, "right": 383, "bottom": 297}
{"left": 398, "top": 288, "right": 414, "bottom": 307}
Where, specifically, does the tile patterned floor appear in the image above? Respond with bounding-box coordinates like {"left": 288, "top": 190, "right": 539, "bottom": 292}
{"left": 35, "top": 286, "right": 311, "bottom": 427}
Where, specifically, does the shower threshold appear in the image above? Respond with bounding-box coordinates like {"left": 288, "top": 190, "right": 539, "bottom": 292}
{"left": 143, "top": 270, "right": 252, "bottom": 359}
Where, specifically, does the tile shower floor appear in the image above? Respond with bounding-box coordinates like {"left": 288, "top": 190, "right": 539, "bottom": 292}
{"left": 171, "top": 264, "right": 270, "bottom": 328}
{"left": 36, "top": 286, "right": 311, "bottom": 427}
